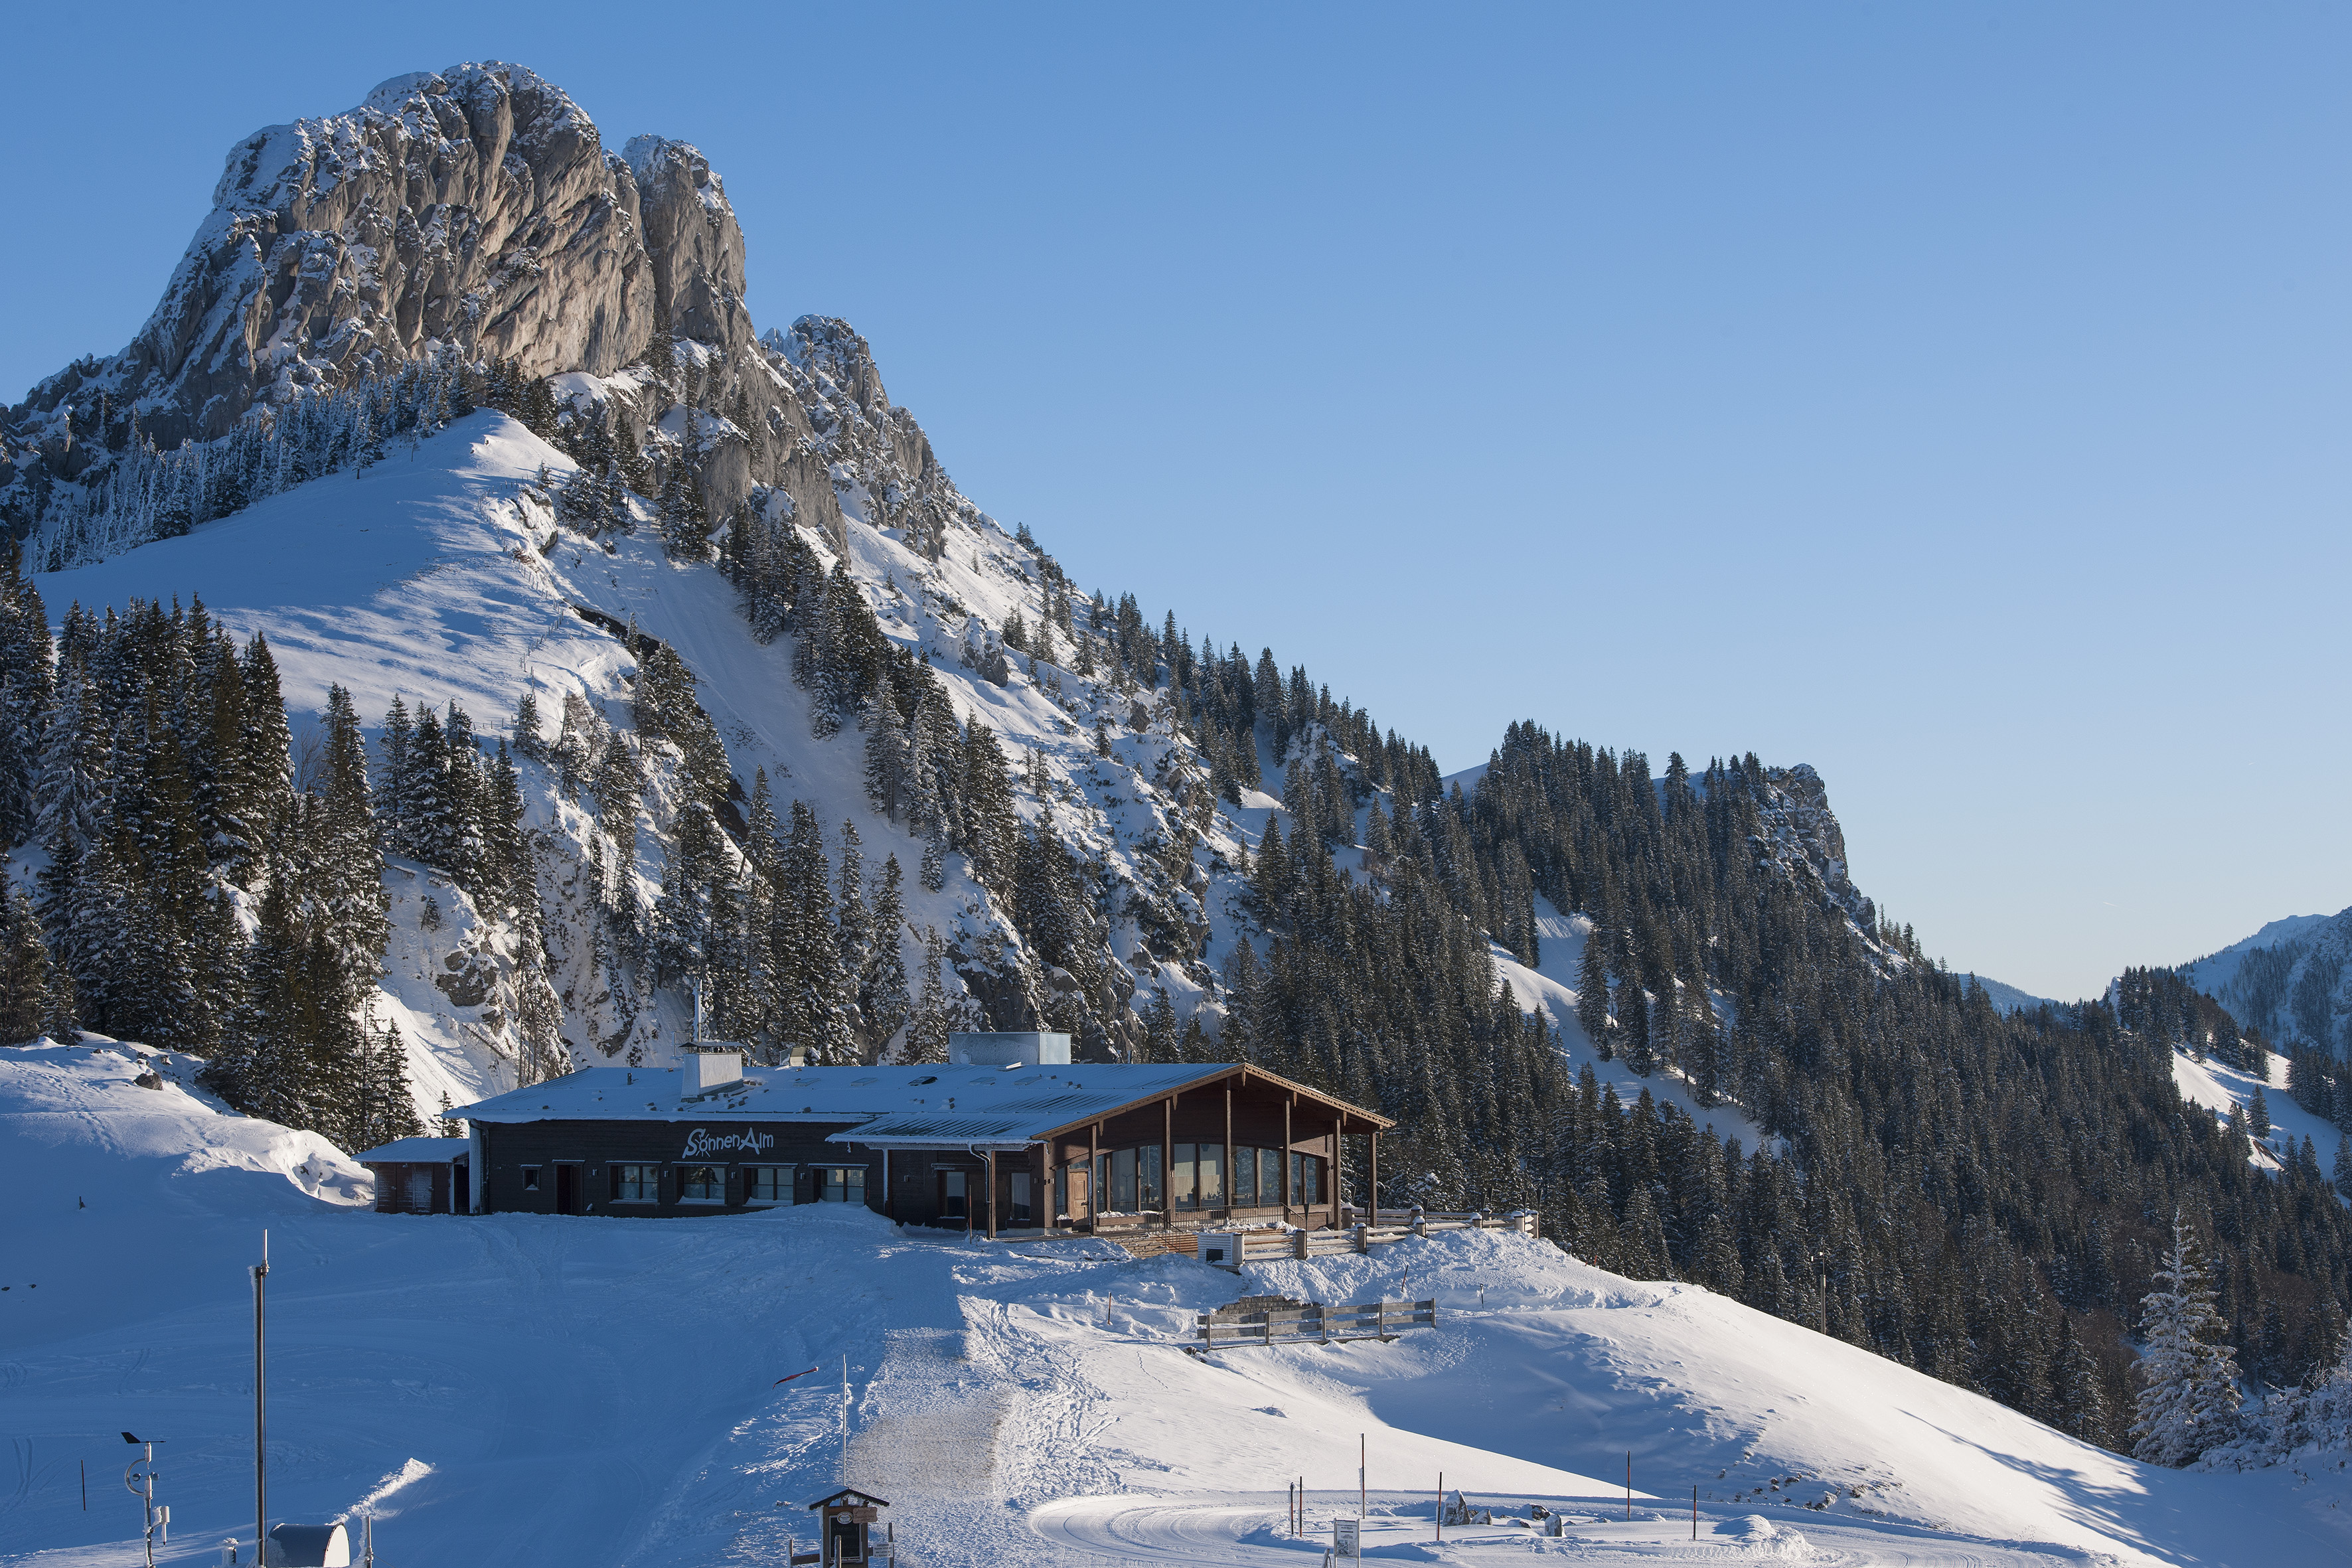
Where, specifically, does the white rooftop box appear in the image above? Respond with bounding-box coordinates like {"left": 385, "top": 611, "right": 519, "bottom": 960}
{"left": 948, "top": 1032, "right": 1071, "bottom": 1067}
{"left": 680, "top": 1046, "right": 745, "bottom": 1094}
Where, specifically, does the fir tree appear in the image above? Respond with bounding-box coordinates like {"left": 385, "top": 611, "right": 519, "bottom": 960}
{"left": 2131, "top": 1216, "right": 2242, "bottom": 1466}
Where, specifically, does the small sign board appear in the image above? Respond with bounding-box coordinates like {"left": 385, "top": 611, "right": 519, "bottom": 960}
{"left": 1332, "top": 1517, "right": 1361, "bottom": 1559}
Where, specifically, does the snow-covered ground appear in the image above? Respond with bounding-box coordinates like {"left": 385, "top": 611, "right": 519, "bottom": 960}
{"left": 2173, "top": 1046, "right": 2343, "bottom": 1182}
{"left": 5, "top": 1042, "right": 2346, "bottom": 1566}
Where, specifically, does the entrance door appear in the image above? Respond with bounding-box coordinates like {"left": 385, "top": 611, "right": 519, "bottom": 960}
{"left": 939, "top": 1170, "right": 967, "bottom": 1222}
{"left": 1009, "top": 1172, "right": 1033, "bottom": 1227}
{"left": 1063, "top": 1166, "right": 1089, "bottom": 1222}
{"left": 554, "top": 1164, "right": 579, "bottom": 1215}
{"left": 405, "top": 1168, "right": 433, "bottom": 1213}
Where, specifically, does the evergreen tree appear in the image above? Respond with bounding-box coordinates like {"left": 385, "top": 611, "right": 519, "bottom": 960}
{"left": 2131, "top": 1217, "right": 2243, "bottom": 1466}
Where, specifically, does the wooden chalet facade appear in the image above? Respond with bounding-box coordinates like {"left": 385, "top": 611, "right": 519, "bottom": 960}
{"left": 447, "top": 1036, "right": 1392, "bottom": 1238}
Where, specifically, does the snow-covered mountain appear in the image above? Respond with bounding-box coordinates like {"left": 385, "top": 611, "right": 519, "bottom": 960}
{"left": 8, "top": 1037, "right": 2344, "bottom": 1567}
{"left": 2183, "top": 908, "right": 2352, "bottom": 1051}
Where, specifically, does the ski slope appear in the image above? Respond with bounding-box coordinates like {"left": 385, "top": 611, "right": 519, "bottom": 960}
{"left": 5, "top": 1041, "right": 2347, "bottom": 1566}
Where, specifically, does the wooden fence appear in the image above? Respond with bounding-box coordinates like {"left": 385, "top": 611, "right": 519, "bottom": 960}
{"left": 1221, "top": 1210, "right": 1539, "bottom": 1265}
{"left": 1196, "top": 1298, "right": 1437, "bottom": 1348}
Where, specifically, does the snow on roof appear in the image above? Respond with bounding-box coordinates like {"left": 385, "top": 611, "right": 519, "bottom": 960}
{"left": 353, "top": 1137, "right": 468, "bottom": 1163}
{"left": 454, "top": 1061, "right": 1385, "bottom": 1144}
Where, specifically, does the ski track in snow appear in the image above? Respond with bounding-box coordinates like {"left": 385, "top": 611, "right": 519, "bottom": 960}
{"left": 5, "top": 1048, "right": 2348, "bottom": 1567}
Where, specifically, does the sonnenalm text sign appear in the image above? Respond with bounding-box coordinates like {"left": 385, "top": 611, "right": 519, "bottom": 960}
{"left": 680, "top": 1127, "right": 777, "bottom": 1159}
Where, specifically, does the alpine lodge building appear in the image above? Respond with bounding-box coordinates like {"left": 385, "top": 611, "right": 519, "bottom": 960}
{"left": 410, "top": 1034, "right": 1394, "bottom": 1239}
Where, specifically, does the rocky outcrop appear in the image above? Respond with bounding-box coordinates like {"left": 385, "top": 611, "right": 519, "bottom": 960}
{"left": 1, "top": 64, "right": 749, "bottom": 471}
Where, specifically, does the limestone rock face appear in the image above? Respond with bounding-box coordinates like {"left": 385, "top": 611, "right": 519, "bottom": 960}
{"left": 2, "top": 64, "right": 750, "bottom": 459}
{"left": 623, "top": 136, "right": 753, "bottom": 354}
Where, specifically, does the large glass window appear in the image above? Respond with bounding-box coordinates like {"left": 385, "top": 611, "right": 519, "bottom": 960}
{"left": 678, "top": 1164, "right": 723, "bottom": 1202}
{"left": 613, "top": 1163, "right": 659, "bottom": 1203}
{"left": 820, "top": 1167, "right": 867, "bottom": 1204}
{"left": 1196, "top": 1142, "right": 1222, "bottom": 1210}
{"left": 1010, "top": 1172, "right": 1033, "bottom": 1226}
{"left": 1233, "top": 1146, "right": 1257, "bottom": 1208}
{"left": 1170, "top": 1143, "right": 1199, "bottom": 1211}
{"left": 1289, "top": 1152, "right": 1324, "bottom": 1206}
{"left": 745, "top": 1166, "right": 791, "bottom": 1204}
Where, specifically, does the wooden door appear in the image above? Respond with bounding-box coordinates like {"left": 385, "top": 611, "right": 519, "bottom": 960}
{"left": 405, "top": 1168, "right": 433, "bottom": 1213}
{"left": 1064, "top": 1166, "right": 1090, "bottom": 1221}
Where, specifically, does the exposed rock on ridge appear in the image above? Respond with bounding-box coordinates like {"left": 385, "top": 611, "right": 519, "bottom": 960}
{"left": 1, "top": 63, "right": 748, "bottom": 475}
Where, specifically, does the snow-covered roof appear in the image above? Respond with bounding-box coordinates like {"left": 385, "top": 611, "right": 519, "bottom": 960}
{"left": 353, "top": 1137, "right": 469, "bottom": 1163}
{"left": 452, "top": 1062, "right": 1387, "bottom": 1147}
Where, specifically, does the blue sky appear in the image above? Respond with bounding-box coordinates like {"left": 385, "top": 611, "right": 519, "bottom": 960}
{"left": 4, "top": 4, "right": 2345, "bottom": 1000}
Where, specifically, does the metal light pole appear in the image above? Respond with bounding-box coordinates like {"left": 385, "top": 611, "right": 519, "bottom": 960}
{"left": 121, "top": 1433, "right": 166, "bottom": 1568}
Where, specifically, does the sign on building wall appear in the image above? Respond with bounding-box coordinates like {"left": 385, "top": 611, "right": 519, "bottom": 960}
{"left": 680, "top": 1128, "right": 778, "bottom": 1159}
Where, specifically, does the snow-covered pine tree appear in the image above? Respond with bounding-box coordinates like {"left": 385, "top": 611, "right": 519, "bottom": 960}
{"left": 0, "top": 882, "right": 52, "bottom": 1043}
{"left": 863, "top": 854, "right": 910, "bottom": 1055}
{"left": 2131, "top": 1215, "right": 2243, "bottom": 1466}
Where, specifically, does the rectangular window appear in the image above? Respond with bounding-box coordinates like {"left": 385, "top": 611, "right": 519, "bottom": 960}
{"left": 1196, "top": 1142, "right": 1222, "bottom": 1210}
{"left": 1139, "top": 1144, "right": 1162, "bottom": 1212}
{"left": 1010, "top": 1171, "right": 1033, "bottom": 1226}
{"left": 678, "top": 1164, "right": 723, "bottom": 1202}
{"left": 1233, "top": 1146, "right": 1257, "bottom": 1209}
{"left": 613, "top": 1163, "right": 659, "bottom": 1203}
{"left": 820, "top": 1166, "right": 866, "bottom": 1204}
{"left": 1110, "top": 1148, "right": 1137, "bottom": 1213}
{"left": 520, "top": 1165, "right": 541, "bottom": 1192}
{"left": 1261, "top": 1148, "right": 1281, "bottom": 1206}
{"left": 745, "top": 1166, "right": 791, "bottom": 1204}
{"left": 941, "top": 1169, "right": 967, "bottom": 1219}
{"left": 1170, "top": 1142, "right": 1198, "bottom": 1211}
{"left": 1302, "top": 1155, "right": 1321, "bottom": 1206}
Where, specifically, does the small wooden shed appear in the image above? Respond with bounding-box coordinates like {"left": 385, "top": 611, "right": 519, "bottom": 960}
{"left": 353, "top": 1137, "right": 469, "bottom": 1215}
{"left": 805, "top": 1486, "right": 889, "bottom": 1565}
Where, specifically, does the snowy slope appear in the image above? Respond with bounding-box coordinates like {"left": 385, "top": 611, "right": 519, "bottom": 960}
{"left": 18, "top": 408, "right": 1269, "bottom": 1102}
{"left": 1488, "top": 895, "right": 1761, "bottom": 1146}
{"left": 1954, "top": 972, "right": 2063, "bottom": 1013}
{"left": 2184, "top": 913, "right": 2338, "bottom": 1002}
{"left": 5, "top": 1044, "right": 2345, "bottom": 1567}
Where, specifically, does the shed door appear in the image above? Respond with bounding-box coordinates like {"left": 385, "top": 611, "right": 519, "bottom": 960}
{"left": 405, "top": 1168, "right": 433, "bottom": 1213}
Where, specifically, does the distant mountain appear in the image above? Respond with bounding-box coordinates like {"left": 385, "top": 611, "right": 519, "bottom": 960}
{"left": 2181, "top": 908, "right": 2352, "bottom": 1050}
{"left": 1952, "top": 973, "right": 2060, "bottom": 1014}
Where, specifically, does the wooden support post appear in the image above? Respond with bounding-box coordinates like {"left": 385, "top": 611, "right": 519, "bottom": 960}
{"left": 1164, "top": 1093, "right": 1176, "bottom": 1231}
{"left": 1369, "top": 1128, "right": 1379, "bottom": 1227}
{"left": 1328, "top": 1119, "right": 1339, "bottom": 1231}
{"left": 1282, "top": 1095, "right": 1294, "bottom": 1224}
{"left": 1089, "top": 1121, "right": 1101, "bottom": 1232}
{"left": 984, "top": 1149, "right": 998, "bottom": 1240}
{"left": 1223, "top": 1082, "right": 1235, "bottom": 1223}
{"left": 884, "top": 1148, "right": 894, "bottom": 1222}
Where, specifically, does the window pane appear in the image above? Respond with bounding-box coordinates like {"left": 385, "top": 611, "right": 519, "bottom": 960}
{"left": 1197, "top": 1143, "right": 1222, "bottom": 1209}
{"left": 1260, "top": 1149, "right": 1280, "bottom": 1207}
{"left": 1170, "top": 1143, "right": 1197, "bottom": 1211}
{"left": 943, "top": 1170, "right": 966, "bottom": 1218}
{"left": 521, "top": 1166, "right": 540, "bottom": 1191}
{"left": 1140, "top": 1144, "right": 1162, "bottom": 1212}
{"left": 1111, "top": 1148, "right": 1137, "bottom": 1212}
{"left": 680, "top": 1164, "right": 722, "bottom": 1200}
{"left": 1304, "top": 1156, "right": 1321, "bottom": 1206}
{"left": 1234, "top": 1146, "right": 1257, "bottom": 1209}
{"left": 1010, "top": 1172, "right": 1033, "bottom": 1225}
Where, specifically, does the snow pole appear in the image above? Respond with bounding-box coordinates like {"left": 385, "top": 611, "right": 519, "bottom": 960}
{"left": 1692, "top": 1484, "right": 1698, "bottom": 1540}
{"left": 1359, "top": 1433, "right": 1366, "bottom": 1521}
{"left": 1434, "top": 1470, "right": 1441, "bottom": 1542}
{"left": 1624, "top": 1451, "right": 1630, "bottom": 1521}
{"left": 254, "top": 1230, "right": 269, "bottom": 1560}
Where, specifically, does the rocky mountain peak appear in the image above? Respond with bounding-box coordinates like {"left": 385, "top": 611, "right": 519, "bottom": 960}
{"left": 1, "top": 62, "right": 747, "bottom": 476}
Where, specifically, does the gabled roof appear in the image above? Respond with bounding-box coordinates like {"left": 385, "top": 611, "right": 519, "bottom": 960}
{"left": 807, "top": 1486, "right": 889, "bottom": 1510}
{"left": 452, "top": 1061, "right": 1391, "bottom": 1144}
